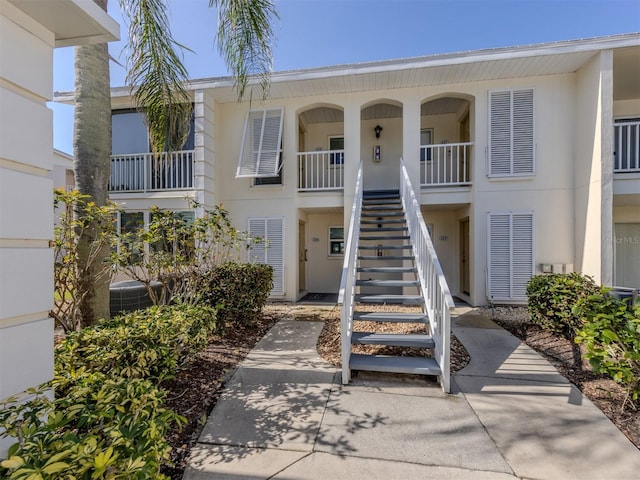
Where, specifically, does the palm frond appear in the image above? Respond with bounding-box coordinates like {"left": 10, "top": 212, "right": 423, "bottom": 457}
{"left": 121, "top": 0, "right": 192, "bottom": 153}
{"left": 212, "top": 0, "right": 278, "bottom": 100}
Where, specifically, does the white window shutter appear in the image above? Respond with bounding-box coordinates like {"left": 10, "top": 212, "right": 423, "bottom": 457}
{"left": 248, "top": 217, "right": 285, "bottom": 296}
{"left": 489, "top": 89, "right": 534, "bottom": 176}
{"left": 512, "top": 89, "right": 534, "bottom": 175}
{"left": 488, "top": 212, "right": 534, "bottom": 301}
{"left": 237, "top": 108, "right": 284, "bottom": 178}
{"left": 511, "top": 213, "right": 534, "bottom": 300}
{"left": 489, "top": 91, "right": 512, "bottom": 176}
{"left": 488, "top": 213, "right": 511, "bottom": 300}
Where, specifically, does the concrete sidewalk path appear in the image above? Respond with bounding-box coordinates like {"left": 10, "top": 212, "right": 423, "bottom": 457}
{"left": 184, "top": 308, "right": 640, "bottom": 480}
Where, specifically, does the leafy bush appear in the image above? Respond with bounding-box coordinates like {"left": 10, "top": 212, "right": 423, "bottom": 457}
{"left": 0, "top": 374, "right": 182, "bottom": 479}
{"left": 527, "top": 273, "right": 600, "bottom": 338}
{"left": 575, "top": 291, "right": 640, "bottom": 407}
{"left": 199, "top": 262, "right": 273, "bottom": 325}
{"left": 55, "top": 303, "right": 220, "bottom": 383}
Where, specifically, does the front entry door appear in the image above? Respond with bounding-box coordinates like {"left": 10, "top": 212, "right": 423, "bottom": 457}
{"left": 460, "top": 218, "right": 470, "bottom": 295}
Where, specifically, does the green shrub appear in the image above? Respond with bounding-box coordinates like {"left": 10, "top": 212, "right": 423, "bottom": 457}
{"left": 527, "top": 273, "right": 600, "bottom": 338}
{"left": 55, "top": 303, "right": 220, "bottom": 383}
{"left": 199, "top": 262, "right": 273, "bottom": 325}
{"left": 0, "top": 374, "right": 183, "bottom": 479}
{"left": 575, "top": 291, "right": 640, "bottom": 406}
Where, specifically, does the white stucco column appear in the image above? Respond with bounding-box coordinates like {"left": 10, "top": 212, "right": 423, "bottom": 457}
{"left": 0, "top": 0, "right": 118, "bottom": 458}
{"left": 193, "top": 89, "right": 216, "bottom": 213}
{"left": 599, "top": 50, "right": 614, "bottom": 286}
{"left": 343, "top": 100, "right": 361, "bottom": 229}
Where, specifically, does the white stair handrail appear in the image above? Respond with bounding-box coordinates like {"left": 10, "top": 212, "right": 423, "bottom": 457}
{"left": 338, "top": 161, "right": 364, "bottom": 385}
{"left": 399, "top": 158, "right": 454, "bottom": 392}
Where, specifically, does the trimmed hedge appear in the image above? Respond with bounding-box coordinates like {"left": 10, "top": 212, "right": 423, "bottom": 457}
{"left": 55, "top": 303, "right": 221, "bottom": 383}
{"left": 199, "top": 262, "right": 273, "bottom": 325}
{"left": 526, "top": 273, "right": 600, "bottom": 338}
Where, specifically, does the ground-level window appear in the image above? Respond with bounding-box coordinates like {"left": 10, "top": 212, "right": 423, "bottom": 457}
{"left": 119, "top": 211, "right": 145, "bottom": 261}
{"left": 487, "top": 212, "right": 534, "bottom": 301}
{"left": 328, "top": 226, "right": 344, "bottom": 256}
{"left": 248, "top": 217, "right": 285, "bottom": 295}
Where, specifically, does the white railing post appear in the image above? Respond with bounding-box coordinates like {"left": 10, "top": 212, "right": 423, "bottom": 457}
{"left": 400, "top": 158, "right": 454, "bottom": 393}
{"left": 109, "top": 150, "right": 195, "bottom": 193}
{"left": 338, "top": 162, "right": 363, "bottom": 385}
{"left": 614, "top": 121, "right": 640, "bottom": 172}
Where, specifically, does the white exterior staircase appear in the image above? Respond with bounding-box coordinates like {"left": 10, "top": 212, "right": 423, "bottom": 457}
{"left": 340, "top": 161, "right": 454, "bottom": 392}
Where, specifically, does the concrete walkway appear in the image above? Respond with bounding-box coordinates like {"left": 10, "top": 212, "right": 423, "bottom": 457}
{"left": 184, "top": 307, "right": 640, "bottom": 480}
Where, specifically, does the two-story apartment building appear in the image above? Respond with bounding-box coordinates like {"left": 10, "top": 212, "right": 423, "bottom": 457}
{"left": 85, "top": 33, "right": 639, "bottom": 307}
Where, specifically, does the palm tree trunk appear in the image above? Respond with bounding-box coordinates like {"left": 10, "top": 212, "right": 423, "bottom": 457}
{"left": 73, "top": 0, "right": 112, "bottom": 326}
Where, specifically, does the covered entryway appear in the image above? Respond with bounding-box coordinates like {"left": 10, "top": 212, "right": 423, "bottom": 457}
{"left": 361, "top": 100, "right": 403, "bottom": 190}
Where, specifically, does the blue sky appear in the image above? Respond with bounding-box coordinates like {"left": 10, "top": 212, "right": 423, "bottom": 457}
{"left": 52, "top": 0, "right": 640, "bottom": 153}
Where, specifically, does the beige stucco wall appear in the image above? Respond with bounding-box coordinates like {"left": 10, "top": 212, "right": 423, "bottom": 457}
{"left": 304, "top": 213, "right": 345, "bottom": 293}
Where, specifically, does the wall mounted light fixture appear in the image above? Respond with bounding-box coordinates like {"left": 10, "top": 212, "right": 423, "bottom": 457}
{"left": 374, "top": 124, "right": 383, "bottom": 139}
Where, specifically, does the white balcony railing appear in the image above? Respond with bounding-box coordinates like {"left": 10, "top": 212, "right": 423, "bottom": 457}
{"left": 420, "top": 142, "right": 472, "bottom": 187}
{"left": 109, "top": 151, "right": 195, "bottom": 193}
{"left": 297, "top": 150, "right": 345, "bottom": 191}
{"left": 614, "top": 120, "right": 640, "bottom": 173}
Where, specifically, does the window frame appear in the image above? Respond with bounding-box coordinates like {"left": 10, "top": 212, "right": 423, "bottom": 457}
{"left": 328, "top": 225, "right": 345, "bottom": 256}
{"left": 420, "top": 128, "right": 433, "bottom": 162}
{"left": 328, "top": 135, "right": 345, "bottom": 165}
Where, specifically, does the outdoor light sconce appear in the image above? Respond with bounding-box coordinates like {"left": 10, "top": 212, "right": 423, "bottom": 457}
{"left": 374, "top": 124, "right": 383, "bottom": 138}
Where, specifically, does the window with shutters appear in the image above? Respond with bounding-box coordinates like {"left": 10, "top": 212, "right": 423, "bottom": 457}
{"left": 489, "top": 89, "right": 534, "bottom": 176}
{"left": 248, "top": 217, "right": 285, "bottom": 296}
{"left": 487, "top": 212, "right": 534, "bottom": 302}
{"left": 237, "top": 108, "right": 284, "bottom": 179}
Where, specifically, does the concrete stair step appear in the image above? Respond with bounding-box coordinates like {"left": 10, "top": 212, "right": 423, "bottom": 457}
{"left": 361, "top": 211, "right": 404, "bottom": 217}
{"left": 361, "top": 219, "right": 406, "bottom": 225}
{"left": 353, "top": 311, "right": 428, "bottom": 323}
{"left": 357, "top": 266, "right": 417, "bottom": 273}
{"left": 359, "top": 235, "right": 410, "bottom": 241}
{"left": 360, "top": 227, "right": 408, "bottom": 232}
{"left": 351, "top": 332, "right": 435, "bottom": 348}
{"left": 350, "top": 354, "right": 441, "bottom": 376}
{"left": 356, "top": 279, "right": 420, "bottom": 287}
{"left": 358, "top": 255, "right": 414, "bottom": 261}
{"left": 355, "top": 294, "right": 423, "bottom": 305}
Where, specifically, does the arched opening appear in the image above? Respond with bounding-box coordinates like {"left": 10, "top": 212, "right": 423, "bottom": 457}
{"left": 297, "top": 104, "right": 344, "bottom": 191}
{"left": 360, "top": 99, "right": 403, "bottom": 190}
{"left": 419, "top": 95, "right": 473, "bottom": 187}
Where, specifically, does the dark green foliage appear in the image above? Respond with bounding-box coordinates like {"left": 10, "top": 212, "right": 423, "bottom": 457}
{"left": 55, "top": 303, "right": 221, "bottom": 383}
{"left": 527, "top": 273, "right": 600, "bottom": 338}
{"left": 575, "top": 291, "right": 640, "bottom": 407}
{"left": 199, "top": 262, "right": 273, "bottom": 325}
{"left": 0, "top": 375, "right": 182, "bottom": 479}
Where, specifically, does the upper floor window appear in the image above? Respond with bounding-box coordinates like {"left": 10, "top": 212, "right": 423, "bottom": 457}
{"left": 614, "top": 118, "right": 640, "bottom": 172}
{"left": 420, "top": 128, "right": 433, "bottom": 162}
{"left": 329, "top": 136, "right": 344, "bottom": 165}
{"left": 237, "top": 108, "right": 284, "bottom": 179}
{"left": 488, "top": 88, "right": 534, "bottom": 177}
{"left": 111, "top": 109, "right": 194, "bottom": 154}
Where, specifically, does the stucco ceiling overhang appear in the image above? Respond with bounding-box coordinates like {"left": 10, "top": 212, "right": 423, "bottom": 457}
{"left": 8, "top": 0, "right": 119, "bottom": 47}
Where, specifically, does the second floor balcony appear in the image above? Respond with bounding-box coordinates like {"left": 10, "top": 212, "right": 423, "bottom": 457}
{"left": 109, "top": 151, "right": 195, "bottom": 193}
{"left": 420, "top": 142, "right": 473, "bottom": 187}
